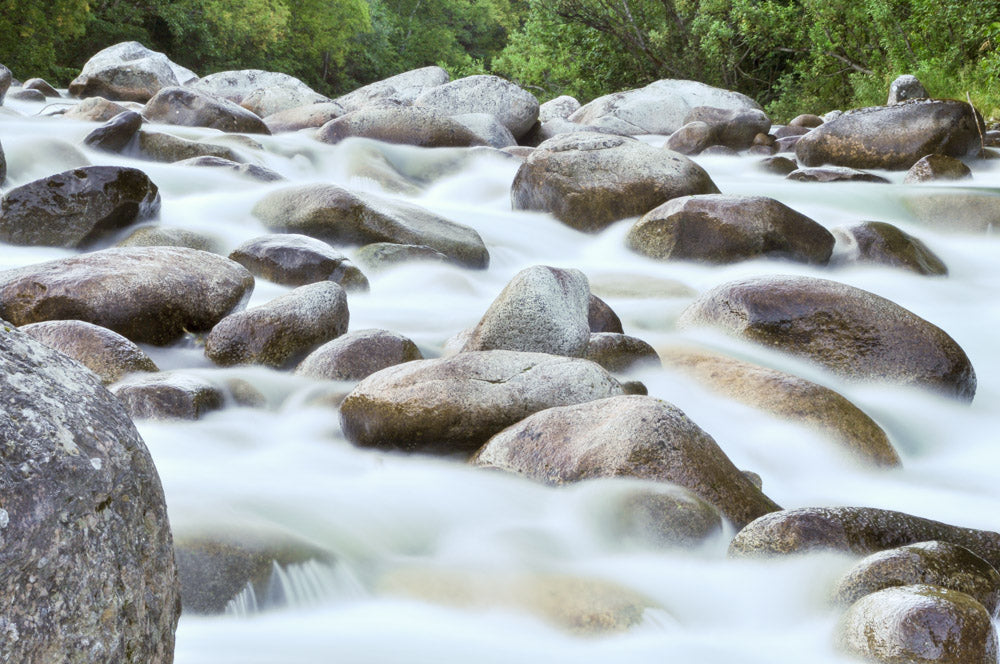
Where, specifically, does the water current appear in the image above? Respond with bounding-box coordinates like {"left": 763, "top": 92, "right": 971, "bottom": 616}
{"left": 3, "top": 92, "right": 1000, "bottom": 663}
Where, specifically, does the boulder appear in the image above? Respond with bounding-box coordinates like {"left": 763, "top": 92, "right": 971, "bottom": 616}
{"left": 63, "top": 96, "right": 130, "bottom": 122}
{"left": 353, "top": 242, "right": 451, "bottom": 271}
{"left": 117, "top": 225, "right": 222, "bottom": 253}
{"left": 682, "top": 106, "right": 771, "bottom": 150}
{"left": 789, "top": 114, "right": 823, "bottom": 128}
{"left": 626, "top": 194, "right": 834, "bottom": 265}
{"left": 136, "top": 130, "right": 246, "bottom": 163}
{"left": 773, "top": 125, "right": 810, "bottom": 139}
{"left": 588, "top": 294, "right": 624, "bottom": 334}
{"left": 832, "top": 221, "right": 948, "bottom": 275}
{"left": 144, "top": 86, "right": 270, "bottom": 134}
{"left": 23, "top": 77, "right": 60, "bottom": 97}
{"left": 83, "top": 110, "right": 143, "bottom": 153}
{"left": 316, "top": 104, "right": 486, "bottom": 148}
{"left": 903, "top": 154, "right": 973, "bottom": 183}
{"left": 569, "top": 79, "right": 762, "bottom": 136}
{"left": 902, "top": 188, "right": 1000, "bottom": 233}
{"left": 0, "top": 322, "right": 179, "bottom": 663}
{"left": 585, "top": 333, "right": 660, "bottom": 373}
{"left": 295, "top": 328, "right": 422, "bottom": 381}
{"left": 755, "top": 156, "right": 797, "bottom": 176}
{"left": 229, "top": 233, "right": 368, "bottom": 290}
{"left": 837, "top": 585, "right": 997, "bottom": 664}
{"left": 111, "top": 371, "right": 226, "bottom": 420}
{"left": 597, "top": 482, "right": 723, "bottom": 547}
{"left": 461, "top": 265, "right": 591, "bottom": 357}
{"left": 511, "top": 133, "right": 719, "bottom": 233}
{"left": 0, "top": 247, "right": 254, "bottom": 345}
{"left": 205, "top": 281, "right": 348, "bottom": 368}
{"left": 0, "top": 63, "right": 10, "bottom": 104}
{"left": 252, "top": 183, "right": 489, "bottom": 269}
{"left": 729, "top": 507, "right": 1000, "bottom": 570}
{"left": 339, "top": 350, "right": 625, "bottom": 455}
{"left": 0, "top": 139, "right": 5, "bottom": 184}
{"left": 786, "top": 166, "right": 890, "bottom": 183}
{"left": 834, "top": 541, "right": 1000, "bottom": 614}
{"left": 660, "top": 347, "right": 900, "bottom": 467}
{"left": 795, "top": 99, "right": 983, "bottom": 170}
{"left": 69, "top": 41, "right": 196, "bottom": 102}
{"left": 334, "top": 66, "right": 450, "bottom": 114}
{"left": 472, "top": 395, "right": 781, "bottom": 528}
{"left": 666, "top": 121, "right": 715, "bottom": 155}
{"left": 264, "top": 101, "right": 346, "bottom": 133}
{"left": 20, "top": 319, "right": 158, "bottom": 384}
{"left": 413, "top": 74, "right": 539, "bottom": 139}
{"left": 677, "top": 275, "right": 976, "bottom": 401}
{"left": 175, "top": 156, "right": 284, "bottom": 182}
{"left": 0, "top": 166, "right": 160, "bottom": 248}
{"left": 888, "top": 74, "right": 929, "bottom": 105}
{"left": 6, "top": 89, "right": 43, "bottom": 103}
{"left": 452, "top": 112, "right": 517, "bottom": 148}
{"left": 189, "top": 69, "right": 327, "bottom": 116}
{"left": 538, "top": 95, "right": 581, "bottom": 122}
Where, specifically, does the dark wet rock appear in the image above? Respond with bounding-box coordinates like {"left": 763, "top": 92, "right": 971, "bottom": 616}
{"left": 834, "top": 541, "right": 1000, "bottom": 614}
{"left": 903, "top": 154, "right": 973, "bottom": 183}
{"left": 0, "top": 247, "right": 253, "bottom": 345}
{"left": 598, "top": 482, "right": 723, "bottom": 547}
{"left": 116, "top": 225, "right": 222, "bottom": 253}
{"left": 588, "top": 294, "right": 624, "bottom": 334}
{"left": 63, "top": 96, "right": 130, "bottom": 122}
{"left": 569, "top": 79, "right": 762, "bottom": 136}
{"left": 316, "top": 105, "right": 486, "bottom": 148}
{"left": 296, "top": 328, "right": 422, "bottom": 381}
{"left": 353, "top": 242, "right": 451, "bottom": 271}
{"left": 334, "top": 66, "right": 450, "bottom": 114}
{"left": 902, "top": 188, "right": 1000, "bottom": 233}
{"left": 626, "top": 194, "right": 834, "bottom": 265}
{"left": 833, "top": 221, "right": 948, "bottom": 276}
{"left": 111, "top": 371, "right": 226, "bottom": 420}
{"left": 264, "top": 101, "right": 346, "bottom": 133}
{"left": 511, "top": 133, "right": 719, "bottom": 233}
{"left": 837, "top": 585, "right": 997, "bottom": 664}
{"left": 888, "top": 74, "right": 929, "bottom": 105}
{"left": 0, "top": 323, "right": 180, "bottom": 663}
{"left": 0, "top": 64, "right": 10, "bottom": 103}
{"left": 174, "top": 532, "right": 332, "bottom": 615}
{"left": 23, "top": 77, "right": 60, "bottom": 97}
{"left": 789, "top": 114, "right": 823, "bottom": 128}
{"left": 144, "top": 86, "right": 269, "bottom": 134}
{"left": 787, "top": 166, "right": 890, "bottom": 183}
{"left": 660, "top": 346, "right": 900, "bottom": 467}
{"left": 795, "top": 99, "right": 983, "bottom": 170}
{"left": 252, "top": 183, "right": 489, "bottom": 269}
{"left": 0, "top": 166, "right": 160, "bottom": 247}
{"left": 205, "top": 281, "right": 349, "bottom": 369}
{"left": 413, "top": 74, "right": 539, "bottom": 139}
{"left": 9, "top": 88, "right": 47, "bottom": 102}
{"left": 666, "top": 121, "right": 715, "bottom": 155}
{"left": 585, "top": 333, "right": 660, "bottom": 373}
{"left": 136, "top": 130, "right": 246, "bottom": 163}
{"left": 340, "top": 350, "right": 625, "bottom": 455}
{"left": 174, "top": 156, "right": 284, "bottom": 182}
{"left": 20, "top": 319, "right": 158, "bottom": 384}
{"left": 682, "top": 106, "right": 771, "bottom": 150}
{"left": 229, "top": 233, "right": 368, "bottom": 290}
{"left": 729, "top": 507, "right": 1000, "bottom": 570}
{"left": 473, "top": 395, "right": 781, "bottom": 528}
{"left": 83, "top": 110, "right": 143, "bottom": 153}
{"left": 678, "top": 275, "right": 976, "bottom": 400}
{"left": 538, "top": 95, "right": 581, "bottom": 122}
{"left": 773, "top": 125, "right": 811, "bottom": 138}
{"left": 755, "top": 156, "right": 797, "bottom": 175}
{"left": 0, "top": 138, "right": 5, "bottom": 183}
{"left": 462, "top": 265, "right": 591, "bottom": 357}
{"left": 69, "top": 41, "right": 196, "bottom": 102}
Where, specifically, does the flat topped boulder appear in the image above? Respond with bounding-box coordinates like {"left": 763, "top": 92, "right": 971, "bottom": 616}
{"left": 511, "top": 133, "right": 719, "bottom": 233}
{"left": 795, "top": 99, "right": 983, "bottom": 170}
{"left": 144, "top": 86, "right": 270, "bottom": 134}
{"left": 678, "top": 275, "right": 976, "bottom": 401}
{"left": 472, "top": 395, "right": 780, "bottom": 529}
{"left": 69, "top": 40, "right": 197, "bottom": 102}
{"left": 340, "top": 350, "right": 625, "bottom": 455}
{"left": 0, "top": 247, "right": 254, "bottom": 345}
{"left": 0, "top": 323, "right": 180, "bottom": 663}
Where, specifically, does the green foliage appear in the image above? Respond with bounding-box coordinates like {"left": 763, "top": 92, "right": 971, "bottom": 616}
{"left": 0, "top": 0, "right": 89, "bottom": 82}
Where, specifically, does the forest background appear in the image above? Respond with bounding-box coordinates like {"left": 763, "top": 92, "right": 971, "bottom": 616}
{"left": 2, "top": 0, "right": 1000, "bottom": 121}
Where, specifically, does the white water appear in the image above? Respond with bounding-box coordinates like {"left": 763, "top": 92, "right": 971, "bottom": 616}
{"left": 4, "top": 92, "right": 1000, "bottom": 663}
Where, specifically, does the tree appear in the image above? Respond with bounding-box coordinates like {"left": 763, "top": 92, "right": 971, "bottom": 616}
{"left": 0, "top": 0, "right": 90, "bottom": 81}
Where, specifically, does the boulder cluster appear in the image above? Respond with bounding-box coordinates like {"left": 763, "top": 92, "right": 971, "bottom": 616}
{"left": 1, "top": 41, "right": 996, "bottom": 659}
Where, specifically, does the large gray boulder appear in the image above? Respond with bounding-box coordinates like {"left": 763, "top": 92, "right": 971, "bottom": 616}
{"left": 316, "top": 104, "right": 486, "bottom": 148}
{"left": 0, "top": 322, "right": 180, "bottom": 663}
{"left": 334, "top": 66, "right": 450, "bottom": 114}
{"left": 0, "top": 247, "right": 254, "bottom": 345}
{"left": 252, "top": 183, "right": 489, "bottom": 269}
{"left": 569, "top": 79, "right": 762, "bottom": 136}
{"left": 682, "top": 106, "right": 772, "bottom": 150}
{"left": 339, "top": 350, "right": 625, "bottom": 454}
{"left": 678, "top": 275, "right": 976, "bottom": 401}
{"left": 69, "top": 41, "right": 197, "bottom": 102}
{"left": 144, "top": 86, "right": 270, "bottom": 134}
{"left": 413, "top": 74, "right": 540, "bottom": 139}
{"left": 205, "top": 281, "right": 349, "bottom": 368}
{"left": 511, "top": 133, "right": 719, "bottom": 233}
{"left": 888, "top": 74, "right": 929, "bottom": 105}
{"left": 794, "top": 99, "right": 983, "bottom": 170}
{"left": 20, "top": 319, "right": 158, "bottom": 384}
{"left": 462, "top": 265, "right": 591, "bottom": 357}
{"left": 229, "top": 233, "right": 368, "bottom": 290}
{"left": 473, "top": 395, "right": 780, "bottom": 529}
{"left": 0, "top": 166, "right": 160, "bottom": 247}
{"left": 189, "top": 69, "right": 327, "bottom": 116}
{"left": 626, "top": 194, "right": 834, "bottom": 265}
{"left": 264, "top": 102, "right": 346, "bottom": 133}
{"left": 64, "top": 96, "right": 131, "bottom": 122}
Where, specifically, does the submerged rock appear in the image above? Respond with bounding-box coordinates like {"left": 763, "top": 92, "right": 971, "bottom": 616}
{"left": 0, "top": 323, "right": 180, "bottom": 663}
{"left": 116, "top": 225, "right": 222, "bottom": 252}
{"left": 111, "top": 371, "right": 227, "bottom": 420}
{"left": 832, "top": 221, "right": 948, "bottom": 275}
{"left": 136, "top": 130, "right": 246, "bottom": 163}
{"left": 20, "top": 319, "right": 158, "bottom": 384}
{"left": 786, "top": 166, "right": 890, "bottom": 183}
{"left": 904, "top": 154, "right": 973, "bottom": 183}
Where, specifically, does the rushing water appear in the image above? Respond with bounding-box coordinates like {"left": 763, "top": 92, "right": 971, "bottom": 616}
{"left": 4, "top": 91, "right": 1000, "bottom": 663}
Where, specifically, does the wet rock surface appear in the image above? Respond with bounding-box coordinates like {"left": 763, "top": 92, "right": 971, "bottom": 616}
{"left": 69, "top": 41, "right": 196, "bottom": 102}
{"left": 111, "top": 371, "right": 227, "bottom": 420}
{"left": 144, "top": 86, "right": 270, "bottom": 134}
{"left": 832, "top": 221, "right": 948, "bottom": 275}
{"left": 296, "top": 328, "right": 422, "bottom": 382}
{"left": 20, "top": 319, "right": 158, "bottom": 384}
{"left": 317, "top": 104, "right": 487, "bottom": 148}
{"left": 229, "top": 234, "right": 368, "bottom": 290}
